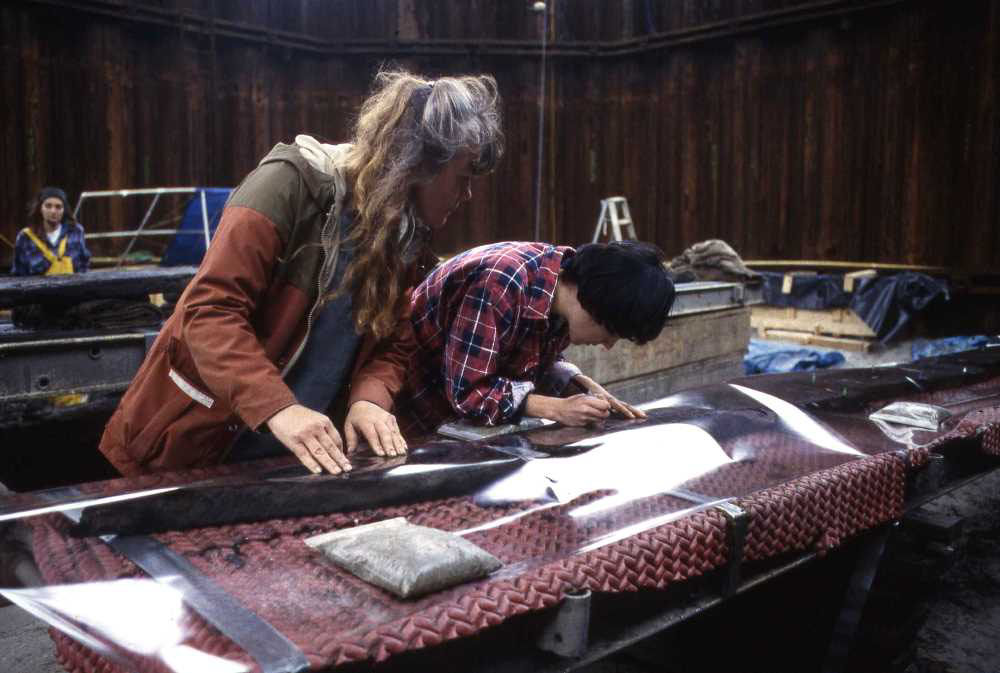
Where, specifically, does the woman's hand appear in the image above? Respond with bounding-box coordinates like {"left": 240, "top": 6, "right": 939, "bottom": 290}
{"left": 344, "top": 400, "right": 408, "bottom": 457}
{"left": 267, "top": 404, "right": 351, "bottom": 474}
{"left": 572, "top": 375, "right": 647, "bottom": 420}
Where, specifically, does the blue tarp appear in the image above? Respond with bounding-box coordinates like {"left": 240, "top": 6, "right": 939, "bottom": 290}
{"left": 744, "top": 338, "right": 846, "bottom": 375}
{"left": 160, "top": 188, "right": 232, "bottom": 266}
{"left": 911, "top": 335, "right": 994, "bottom": 360}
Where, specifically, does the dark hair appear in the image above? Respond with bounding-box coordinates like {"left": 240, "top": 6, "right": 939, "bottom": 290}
{"left": 560, "top": 241, "right": 675, "bottom": 345}
{"left": 27, "top": 186, "right": 76, "bottom": 235}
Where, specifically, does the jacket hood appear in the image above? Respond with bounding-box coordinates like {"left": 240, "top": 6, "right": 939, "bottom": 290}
{"left": 257, "top": 136, "right": 351, "bottom": 209}
{"left": 294, "top": 135, "right": 350, "bottom": 198}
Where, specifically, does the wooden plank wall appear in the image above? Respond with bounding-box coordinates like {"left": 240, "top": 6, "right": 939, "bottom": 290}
{"left": 1, "top": 0, "right": 997, "bottom": 268}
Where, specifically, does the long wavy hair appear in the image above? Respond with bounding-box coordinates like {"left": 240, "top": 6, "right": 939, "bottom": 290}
{"left": 341, "top": 67, "right": 504, "bottom": 339}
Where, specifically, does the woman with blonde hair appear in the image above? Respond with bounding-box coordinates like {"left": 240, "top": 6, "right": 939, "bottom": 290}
{"left": 98, "top": 68, "right": 504, "bottom": 476}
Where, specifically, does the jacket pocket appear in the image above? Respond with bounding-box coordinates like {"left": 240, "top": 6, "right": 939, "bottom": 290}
{"left": 125, "top": 338, "right": 230, "bottom": 470}
{"left": 168, "top": 368, "right": 215, "bottom": 408}
{"left": 127, "top": 380, "right": 197, "bottom": 463}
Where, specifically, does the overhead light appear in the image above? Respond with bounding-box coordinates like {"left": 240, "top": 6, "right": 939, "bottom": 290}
{"left": 532, "top": 1, "right": 546, "bottom": 12}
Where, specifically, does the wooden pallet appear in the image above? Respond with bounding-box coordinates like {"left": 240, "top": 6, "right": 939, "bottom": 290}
{"left": 751, "top": 305, "right": 877, "bottom": 339}
{"left": 755, "top": 328, "right": 876, "bottom": 352}
{"left": 751, "top": 305, "right": 879, "bottom": 352}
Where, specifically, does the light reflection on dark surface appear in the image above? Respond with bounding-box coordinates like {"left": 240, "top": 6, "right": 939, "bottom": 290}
{"left": 1, "top": 580, "right": 249, "bottom": 673}
{"left": 1, "top": 347, "right": 999, "bottom": 673}
{"left": 477, "top": 423, "right": 732, "bottom": 508}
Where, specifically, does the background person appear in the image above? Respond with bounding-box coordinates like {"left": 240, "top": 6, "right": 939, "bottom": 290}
{"left": 98, "top": 68, "right": 503, "bottom": 476}
{"left": 11, "top": 186, "right": 90, "bottom": 276}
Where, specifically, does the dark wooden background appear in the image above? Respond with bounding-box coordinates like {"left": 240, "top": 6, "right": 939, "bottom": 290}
{"left": 1, "top": 0, "right": 997, "bottom": 268}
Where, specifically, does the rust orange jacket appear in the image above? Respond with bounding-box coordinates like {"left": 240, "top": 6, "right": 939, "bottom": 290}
{"left": 99, "top": 143, "right": 417, "bottom": 476}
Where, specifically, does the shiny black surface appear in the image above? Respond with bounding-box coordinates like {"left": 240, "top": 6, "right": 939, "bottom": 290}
{"left": 1, "top": 346, "right": 997, "bottom": 537}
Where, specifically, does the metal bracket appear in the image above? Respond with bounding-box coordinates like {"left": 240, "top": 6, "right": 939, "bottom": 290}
{"left": 892, "top": 449, "right": 912, "bottom": 471}
{"left": 715, "top": 501, "right": 749, "bottom": 596}
{"left": 0, "top": 332, "right": 152, "bottom": 403}
{"left": 820, "top": 526, "right": 891, "bottom": 673}
{"left": 731, "top": 283, "right": 746, "bottom": 304}
{"left": 537, "top": 588, "right": 592, "bottom": 658}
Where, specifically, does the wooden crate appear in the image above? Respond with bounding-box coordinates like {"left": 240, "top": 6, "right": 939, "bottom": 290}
{"left": 752, "top": 305, "right": 878, "bottom": 352}
{"left": 563, "top": 307, "right": 751, "bottom": 401}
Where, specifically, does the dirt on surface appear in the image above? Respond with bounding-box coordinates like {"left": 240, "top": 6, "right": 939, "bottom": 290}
{"left": 902, "top": 469, "right": 1000, "bottom": 673}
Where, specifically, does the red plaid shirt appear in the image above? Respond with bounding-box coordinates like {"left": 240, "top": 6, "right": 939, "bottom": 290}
{"left": 394, "top": 242, "right": 580, "bottom": 435}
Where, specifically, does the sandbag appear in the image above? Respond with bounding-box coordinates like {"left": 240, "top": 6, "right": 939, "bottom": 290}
{"left": 306, "top": 517, "right": 502, "bottom": 599}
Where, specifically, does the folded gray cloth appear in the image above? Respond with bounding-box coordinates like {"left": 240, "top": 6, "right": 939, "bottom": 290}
{"left": 667, "top": 239, "right": 759, "bottom": 283}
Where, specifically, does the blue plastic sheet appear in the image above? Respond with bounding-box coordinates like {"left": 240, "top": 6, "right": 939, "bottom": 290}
{"left": 911, "top": 335, "right": 993, "bottom": 361}
{"left": 744, "top": 338, "right": 845, "bottom": 375}
{"left": 160, "top": 188, "right": 232, "bottom": 266}
{"left": 760, "top": 272, "right": 850, "bottom": 310}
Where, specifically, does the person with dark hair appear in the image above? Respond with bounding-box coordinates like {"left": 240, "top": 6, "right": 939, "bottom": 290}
{"left": 12, "top": 186, "right": 91, "bottom": 276}
{"left": 98, "top": 67, "right": 504, "bottom": 476}
{"left": 389, "top": 240, "right": 676, "bottom": 436}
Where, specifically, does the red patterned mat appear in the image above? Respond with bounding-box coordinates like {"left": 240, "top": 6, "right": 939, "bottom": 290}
{"left": 24, "top": 375, "right": 1000, "bottom": 672}
{"left": 31, "top": 450, "right": 913, "bottom": 671}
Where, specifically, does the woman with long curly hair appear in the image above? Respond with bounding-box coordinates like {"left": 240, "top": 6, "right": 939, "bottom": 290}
{"left": 98, "top": 68, "right": 503, "bottom": 476}
{"left": 12, "top": 186, "right": 91, "bottom": 276}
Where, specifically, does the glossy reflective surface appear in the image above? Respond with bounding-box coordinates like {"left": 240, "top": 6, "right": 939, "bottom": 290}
{"left": 2, "top": 347, "right": 999, "bottom": 673}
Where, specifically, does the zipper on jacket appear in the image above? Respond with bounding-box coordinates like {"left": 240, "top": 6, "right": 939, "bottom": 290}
{"left": 280, "top": 200, "right": 340, "bottom": 378}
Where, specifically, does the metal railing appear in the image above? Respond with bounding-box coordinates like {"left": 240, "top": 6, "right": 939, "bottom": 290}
{"left": 74, "top": 188, "right": 214, "bottom": 267}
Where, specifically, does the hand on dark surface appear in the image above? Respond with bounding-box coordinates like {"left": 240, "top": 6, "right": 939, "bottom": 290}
{"left": 553, "top": 393, "right": 611, "bottom": 427}
{"left": 267, "top": 404, "right": 352, "bottom": 474}
{"left": 345, "top": 400, "right": 408, "bottom": 457}
{"left": 572, "top": 376, "right": 647, "bottom": 420}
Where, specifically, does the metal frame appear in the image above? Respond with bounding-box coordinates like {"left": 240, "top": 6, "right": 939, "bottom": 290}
{"left": 74, "top": 187, "right": 213, "bottom": 266}
{"left": 670, "top": 280, "right": 763, "bottom": 317}
{"left": 0, "top": 331, "right": 156, "bottom": 404}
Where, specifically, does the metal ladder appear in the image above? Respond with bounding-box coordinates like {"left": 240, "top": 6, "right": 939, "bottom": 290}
{"left": 591, "top": 196, "right": 638, "bottom": 243}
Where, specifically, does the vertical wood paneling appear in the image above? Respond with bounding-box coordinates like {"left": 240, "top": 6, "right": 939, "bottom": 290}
{"left": 1, "top": 1, "right": 997, "bottom": 271}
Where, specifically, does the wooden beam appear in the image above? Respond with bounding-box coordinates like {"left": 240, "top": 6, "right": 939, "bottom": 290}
{"left": 0, "top": 267, "right": 196, "bottom": 308}
{"left": 744, "top": 259, "right": 952, "bottom": 274}
{"left": 843, "top": 268, "right": 877, "bottom": 292}
{"left": 781, "top": 271, "right": 817, "bottom": 294}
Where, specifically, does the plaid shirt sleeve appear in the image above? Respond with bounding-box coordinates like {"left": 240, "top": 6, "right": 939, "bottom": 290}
{"left": 11, "top": 231, "right": 33, "bottom": 275}
{"left": 71, "top": 224, "right": 92, "bottom": 273}
{"left": 442, "top": 277, "right": 534, "bottom": 425}
{"left": 538, "top": 358, "right": 582, "bottom": 394}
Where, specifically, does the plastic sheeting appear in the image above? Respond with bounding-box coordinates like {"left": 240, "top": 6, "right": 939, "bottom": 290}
{"left": 760, "top": 271, "right": 950, "bottom": 342}
{"left": 911, "top": 335, "right": 995, "bottom": 360}
{"left": 160, "top": 188, "right": 232, "bottom": 267}
{"left": 744, "top": 338, "right": 846, "bottom": 375}
{"left": 1, "top": 346, "right": 999, "bottom": 672}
